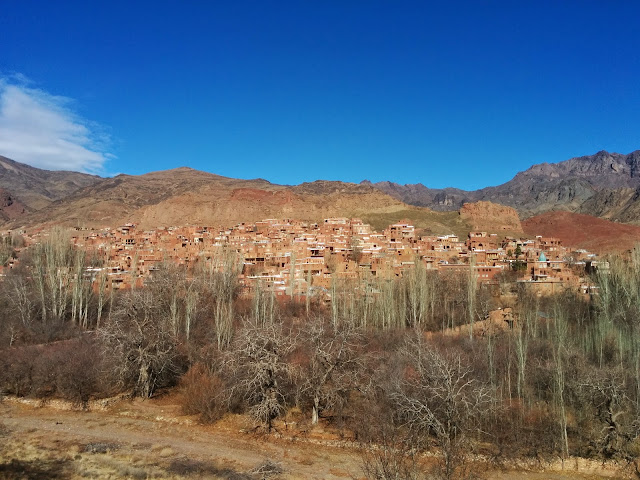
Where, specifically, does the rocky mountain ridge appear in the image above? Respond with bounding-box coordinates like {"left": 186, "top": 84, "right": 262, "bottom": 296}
{"left": 2, "top": 148, "right": 640, "bottom": 235}
{"left": 2, "top": 163, "right": 483, "bottom": 237}
{"left": 366, "top": 150, "right": 640, "bottom": 222}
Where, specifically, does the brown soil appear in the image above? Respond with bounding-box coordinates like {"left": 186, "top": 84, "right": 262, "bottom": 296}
{"left": 523, "top": 211, "right": 640, "bottom": 253}
{"left": 0, "top": 395, "right": 628, "bottom": 479}
{"left": 0, "top": 395, "right": 360, "bottom": 479}
{"left": 229, "top": 188, "right": 293, "bottom": 205}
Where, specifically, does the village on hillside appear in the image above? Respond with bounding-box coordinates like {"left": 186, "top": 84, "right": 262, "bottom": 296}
{"left": 1, "top": 218, "right": 604, "bottom": 300}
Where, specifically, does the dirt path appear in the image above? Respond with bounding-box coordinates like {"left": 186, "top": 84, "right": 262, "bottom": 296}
{"left": 0, "top": 396, "right": 628, "bottom": 479}
{"left": 0, "top": 397, "right": 360, "bottom": 479}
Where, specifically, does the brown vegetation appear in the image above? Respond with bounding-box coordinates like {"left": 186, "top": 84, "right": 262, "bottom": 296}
{"left": 2, "top": 234, "right": 640, "bottom": 479}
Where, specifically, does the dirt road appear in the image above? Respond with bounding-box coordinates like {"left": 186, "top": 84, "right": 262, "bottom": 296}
{"left": 0, "top": 395, "right": 360, "bottom": 479}
{"left": 0, "top": 395, "right": 626, "bottom": 479}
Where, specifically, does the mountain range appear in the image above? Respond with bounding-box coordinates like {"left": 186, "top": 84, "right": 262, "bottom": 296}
{"left": 0, "top": 156, "right": 482, "bottom": 238}
{"left": 1, "top": 150, "right": 639, "bottom": 252}
{"left": 364, "top": 150, "right": 640, "bottom": 222}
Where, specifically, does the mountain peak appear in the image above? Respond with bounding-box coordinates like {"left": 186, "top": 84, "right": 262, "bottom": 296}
{"left": 3, "top": 149, "right": 640, "bottom": 231}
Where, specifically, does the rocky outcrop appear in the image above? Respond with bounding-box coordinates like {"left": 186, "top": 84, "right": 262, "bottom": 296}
{"left": 362, "top": 180, "right": 472, "bottom": 210}
{"left": 0, "top": 188, "right": 27, "bottom": 222}
{"left": 459, "top": 201, "right": 522, "bottom": 234}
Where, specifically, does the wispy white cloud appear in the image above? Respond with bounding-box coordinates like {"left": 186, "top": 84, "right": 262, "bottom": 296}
{"left": 0, "top": 76, "right": 113, "bottom": 173}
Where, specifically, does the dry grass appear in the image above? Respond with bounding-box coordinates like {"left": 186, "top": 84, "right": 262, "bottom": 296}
{"left": 0, "top": 422, "right": 258, "bottom": 480}
{"left": 0, "top": 397, "right": 632, "bottom": 480}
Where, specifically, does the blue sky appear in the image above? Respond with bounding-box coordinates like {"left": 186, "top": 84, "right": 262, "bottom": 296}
{"left": 1, "top": 1, "right": 639, "bottom": 190}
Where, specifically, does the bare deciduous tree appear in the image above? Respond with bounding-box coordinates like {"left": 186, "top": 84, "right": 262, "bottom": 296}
{"left": 30, "top": 227, "right": 74, "bottom": 323}
{"left": 392, "top": 334, "right": 493, "bottom": 480}
{"left": 0, "top": 235, "right": 15, "bottom": 266}
{"left": 99, "top": 289, "right": 183, "bottom": 398}
{"left": 576, "top": 368, "right": 640, "bottom": 464}
{"left": 198, "top": 246, "right": 241, "bottom": 348}
{"left": 298, "top": 317, "right": 363, "bottom": 425}
{"left": 225, "top": 318, "right": 296, "bottom": 432}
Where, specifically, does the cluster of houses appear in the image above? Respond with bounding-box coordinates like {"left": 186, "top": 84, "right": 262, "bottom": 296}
{"left": 3, "top": 218, "right": 601, "bottom": 299}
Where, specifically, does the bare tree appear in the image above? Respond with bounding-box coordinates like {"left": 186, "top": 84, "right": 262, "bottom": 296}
{"left": 198, "top": 246, "right": 241, "bottom": 348}
{"left": 404, "top": 257, "right": 437, "bottom": 329}
{"left": 392, "top": 333, "right": 493, "bottom": 479}
{"left": 513, "top": 291, "right": 539, "bottom": 405}
{"left": 467, "top": 255, "right": 478, "bottom": 339}
{"left": 99, "top": 288, "right": 183, "bottom": 398}
{"left": 360, "top": 428, "right": 423, "bottom": 480}
{"left": 225, "top": 317, "right": 296, "bottom": 432}
{"left": 576, "top": 367, "right": 640, "bottom": 465}
{"left": 0, "top": 234, "right": 15, "bottom": 266}
{"left": 354, "top": 339, "right": 425, "bottom": 480}
{"left": 95, "top": 267, "right": 108, "bottom": 329}
{"left": 30, "top": 227, "right": 74, "bottom": 323}
{"left": 148, "top": 263, "right": 196, "bottom": 340}
{"left": 252, "top": 278, "right": 277, "bottom": 327}
{"left": 550, "top": 298, "right": 570, "bottom": 460}
{"left": 298, "top": 316, "right": 363, "bottom": 425}
{"left": 6, "top": 274, "right": 33, "bottom": 330}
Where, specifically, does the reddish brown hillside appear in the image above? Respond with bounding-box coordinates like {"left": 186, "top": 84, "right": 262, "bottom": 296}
{"left": 523, "top": 211, "right": 640, "bottom": 253}
{"left": 459, "top": 201, "right": 523, "bottom": 235}
{"left": 11, "top": 167, "right": 449, "bottom": 232}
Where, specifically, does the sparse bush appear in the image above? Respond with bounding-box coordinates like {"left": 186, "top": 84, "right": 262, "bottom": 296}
{"left": 83, "top": 442, "right": 120, "bottom": 454}
{"left": 31, "top": 347, "right": 58, "bottom": 398}
{"left": 0, "top": 345, "right": 36, "bottom": 397}
{"left": 54, "top": 336, "right": 102, "bottom": 407}
{"left": 486, "top": 402, "right": 560, "bottom": 465}
{"left": 0, "top": 336, "right": 103, "bottom": 405}
{"left": 179, "top": 363, "right": 228, "bottom": 423}
{"left": 249, "top": 459, "right": 284, "bottom": 478}
{"left": 167, "top": 458, "right": 252, "bottom": 478}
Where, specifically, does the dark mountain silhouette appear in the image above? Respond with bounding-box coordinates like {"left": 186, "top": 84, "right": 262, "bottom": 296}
{"left": 366, "top": 150, "right": 640, "bottom": 221}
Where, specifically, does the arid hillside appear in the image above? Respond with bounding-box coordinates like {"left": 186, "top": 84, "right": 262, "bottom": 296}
{"left": 522, "top": 210, "right": 640, "bottom": 253}
{"left": 459, "top": 201, "right": 523, "bottom": 235}
{"left": 2, "top": 160, "right": 524, "bottom": 237}
{"left": 6, "top": 154, "right": 638, "bottom": 244}
{"left": 0, "top": 188, "right": 27, "bottom": 222}
{"left": 0, "top": 155, "right": 100, "bottom": 213}
{"left": 577, "top": 186, "right": 640, "bottom": 225}
{"left": 8, "top": 167, "right": 435, "bottom": 231}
